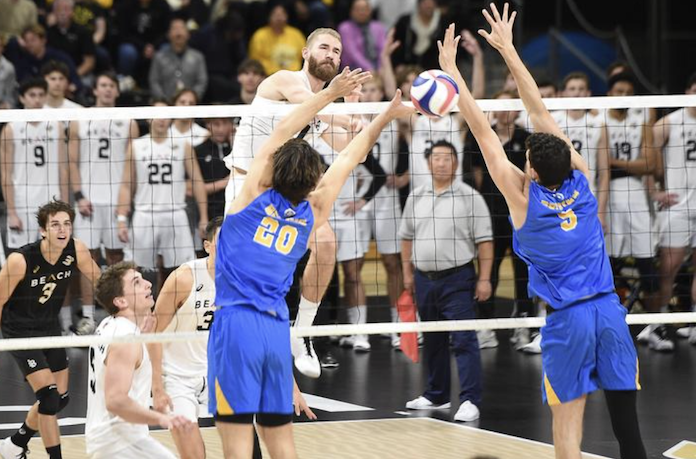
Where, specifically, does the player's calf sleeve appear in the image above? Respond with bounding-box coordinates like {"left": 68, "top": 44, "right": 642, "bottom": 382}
{"left": 604, "top": 390, "right": 647, "bottom": 459}
{"left": 36, "top": 385, "right": 61, "bottom": 415}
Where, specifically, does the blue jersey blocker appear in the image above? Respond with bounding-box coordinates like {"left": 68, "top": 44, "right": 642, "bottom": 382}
{"left": 210, "top": 189, "right": 314, "bottom": 416}
{"left": 513, "top": 171, "right": 639, "bottom": 404}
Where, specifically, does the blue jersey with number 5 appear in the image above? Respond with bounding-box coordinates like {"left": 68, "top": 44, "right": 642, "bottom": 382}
{"left": 512, "top": 170, "right": 614, "bottom": 309}
{"left": 216, "top": 189, "right": 314, "bottom": 320}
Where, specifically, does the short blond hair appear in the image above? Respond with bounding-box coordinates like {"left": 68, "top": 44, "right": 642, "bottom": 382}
{"left": 306, "top": 28, "right": 341, "bottom": 48}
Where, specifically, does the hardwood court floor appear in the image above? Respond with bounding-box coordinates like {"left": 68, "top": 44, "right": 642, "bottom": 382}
{"left": 27, "top": 418, "right": 609, "bottom": 459}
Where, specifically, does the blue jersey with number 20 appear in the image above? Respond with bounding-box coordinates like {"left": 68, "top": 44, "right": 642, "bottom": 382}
{"left": 216, "top": 189, "right": 314, "bottom": 320}
{"left": 512, "top": 170, "right": 614, "bottom": 309}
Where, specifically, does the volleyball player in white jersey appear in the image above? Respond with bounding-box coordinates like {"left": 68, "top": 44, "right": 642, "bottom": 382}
{"left": 604, "top": 73, "right": 666, "bottom": 349}
{"left": 171, "top": 89, "right": 211, "bottom": 148}
{"left": 67, "top": 72, "right": 139, "bottom": 332}
{"left": 357, "top": 76, "right": 405, "bottom": 347}
{"left": 116, "top": 100, "right": 208, "bottom": 288}
{"left": 553, "top": 72, "right": 609, "bottom": 218}
{"left": 145, "top": 217, "right": 271, "bottom": 459}
{"left": 0, "top": 78, "right": 68, "bottom": 251}
{"left": 224, "top": 27, "right": 369, "bottom": 377}
{"left": 653, "top": 73, "right": 696, "bottom": 344}
{"left": 86, "top": 262, "right": 192, "bottom": 459}
{"left": 146, "top": 217, "right": 222, "bottom": 459}
{"left": 41, "top": 61, "right": 83, "bottom": 110}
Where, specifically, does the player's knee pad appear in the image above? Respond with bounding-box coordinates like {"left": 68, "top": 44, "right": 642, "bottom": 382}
{"left": 635, "top": 258, "right": 659, "bottom": 293}
{"left": 256, "top": 413, "right": 292, "bottom": 427}
{"left": 36, "top": 385, "right": 60, "bottom": 415}
{"left": 215, "top": 413, "right": 254, "bottom": 424}
{"left": 58, "top": 392, "right": 70, "bottom": 412}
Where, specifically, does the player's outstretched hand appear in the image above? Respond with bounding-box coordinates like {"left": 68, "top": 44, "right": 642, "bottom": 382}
{"left": 160, "top": 413, "right": 194, "bottom": 430}
{"left": 328, "top": 67, "right": 372, "bottom": 100}
{"left": 478, "top": 2, "right": 517, "bottom": 52}
{"left": 293, "top": 386, "right": 317, "bottom": 420}
{"left": 460, "top": 30, "right": 482, "bottom": 58}
{"left": 385, "top": 90, "right": 416, "bottom": 120}
{"left": 437, "top": 24, "right": 460, "bottom": 76}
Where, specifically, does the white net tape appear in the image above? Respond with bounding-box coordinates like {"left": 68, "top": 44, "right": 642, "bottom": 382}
{"left": 1, "top": 313, "right": 695, "bottom": 352}
{"left": 1, "top": 95, "right": 696, "bottom": 122}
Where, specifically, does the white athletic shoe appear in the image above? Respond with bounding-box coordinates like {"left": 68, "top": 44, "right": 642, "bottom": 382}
{"left": 477, "top": 329, "right": 499, "bottom": 349}
{"left": 647, "top": 326, "right": 675, "bottom": 352}
{"left": 391, "top": 334, "right": 401, "bottom": 349}
{"left": 353, "top": 335, "right": 371, "bottom": 352}
{"left": 511, "top": 328, "right": 530, "bottom": 350}
{"left": 676, "top": 326, "right": 692, "bottom": 339}
{"left": 405, "top": 396, "right": 451, "bottom": 410}
{"left": 521, "top": 333, "right": 542, "bottom": 354}
{"left": 339, "top": 336, "right": 356, "bottom": 348}
{"left": 0, "top": 437, "right": 27, "bottom": 459}
{"left": 689, "top": 327, "right": 696, "bottom": 345}
{"left": 636, "top": 325, "right": 653, "bottom": 344}
{"left": 453, "top": 401, "right": 480, "bottom": 422}
{"left": 291, "top": 337, "right": 321, "bottom": 378}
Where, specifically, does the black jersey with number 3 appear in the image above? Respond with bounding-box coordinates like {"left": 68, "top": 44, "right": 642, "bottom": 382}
{"left": 1, "top": 238, "right": 78, "bottom": 337}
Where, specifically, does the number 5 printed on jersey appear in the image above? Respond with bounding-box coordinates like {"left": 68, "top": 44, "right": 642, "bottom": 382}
{"left": 253, "top": 216, "right": 298, "bottom": 255}
{"left": 557, "top": 209, "right": 577, "bottom": 231}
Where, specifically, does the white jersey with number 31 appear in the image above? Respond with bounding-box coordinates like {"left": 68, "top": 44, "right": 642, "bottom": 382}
{"left": 162, "top": 257, "right": 216, "bottom": 378}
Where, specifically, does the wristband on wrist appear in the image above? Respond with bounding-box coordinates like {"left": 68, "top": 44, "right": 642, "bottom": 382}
{"left": 116, "top": 214, "right": 128, "bottom": 223}
{"left": 74, "top": 191, "right": 85, "bottom": 201}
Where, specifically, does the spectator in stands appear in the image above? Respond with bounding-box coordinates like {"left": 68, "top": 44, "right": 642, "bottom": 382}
{"left": 190, "top": 10, "right": 247, "bottom": 103}
{"left": 42, "top": 60, "right": 82, "bottom": 108}
{"left": 391, "top": 0, "right": 448, "bottom": 70}
{"left": 400, "top": 139, "right": 492, "bottom": 422}
{"left": 337, "top": 0, "right": 387, "bottom": 72}
{"left": 194, "top": 115, "right": 233, "bottom": 227}
{"left": 0, "top": 35, "right": 18, "bottom": 108}
{"left": 116, "top": 0, "right": 171, "bottom": 82}
{"left": 67, "top": 0, "right": 111, "bottom": 72}
{"left": 248, "top": 4, "right": 305, "bottom": 75}
{"left": 149, "top": 17, "right": 207, "bottom": 100}
{"left": 47, "top": 0, "right": 96, "bottom": 81}
{"left": 371, "top": 0, "right": 416, "bottom": 29}
{"left": 5, "top": 25, "right": 82, "bottom": 90}
{"left": 289, "top": 0, "right": 332, "bottom": 37}
{"left": 230, "top": 58, "right": 266, "bottom": 105}
{"left": 164, "top": 0, "right": 209, "bottom": 30}
{"left": 0, "top": 0, "right": 38, "bottom": 39}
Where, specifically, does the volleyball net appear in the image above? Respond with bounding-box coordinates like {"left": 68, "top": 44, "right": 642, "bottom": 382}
{"left": 0, "top": 93, "right": 695, "bottom": 351}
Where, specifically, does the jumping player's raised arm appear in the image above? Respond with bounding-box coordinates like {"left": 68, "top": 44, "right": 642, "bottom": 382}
{"left": 309, "top": 91, "right": 414, "bottom": 228}
{"left": 437, "top": 24, "right": 527, "bottom": 213}
{"left": 229, "top": 67, "right": 371, "bottom": 214}
{"left": 478, "top": 3, "right": 589, "bottom": 178}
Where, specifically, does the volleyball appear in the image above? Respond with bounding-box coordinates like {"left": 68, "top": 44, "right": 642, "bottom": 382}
{"left": 410, "top": 70, "right": 460, "bottom": 117}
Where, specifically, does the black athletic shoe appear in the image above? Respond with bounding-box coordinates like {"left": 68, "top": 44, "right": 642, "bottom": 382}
{"left": 320, "top": 351, "right": 339, "bottom": 368}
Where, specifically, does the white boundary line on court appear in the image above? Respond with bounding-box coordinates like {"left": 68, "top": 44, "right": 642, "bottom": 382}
{"left": 423, "top": 417, "right": 612, "bottom": 459}
{"left": 1, "top": 94, "right": 696, "bottom": 122}
{"left": 2, "top": 312, "right": 694, "bottom": 351}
